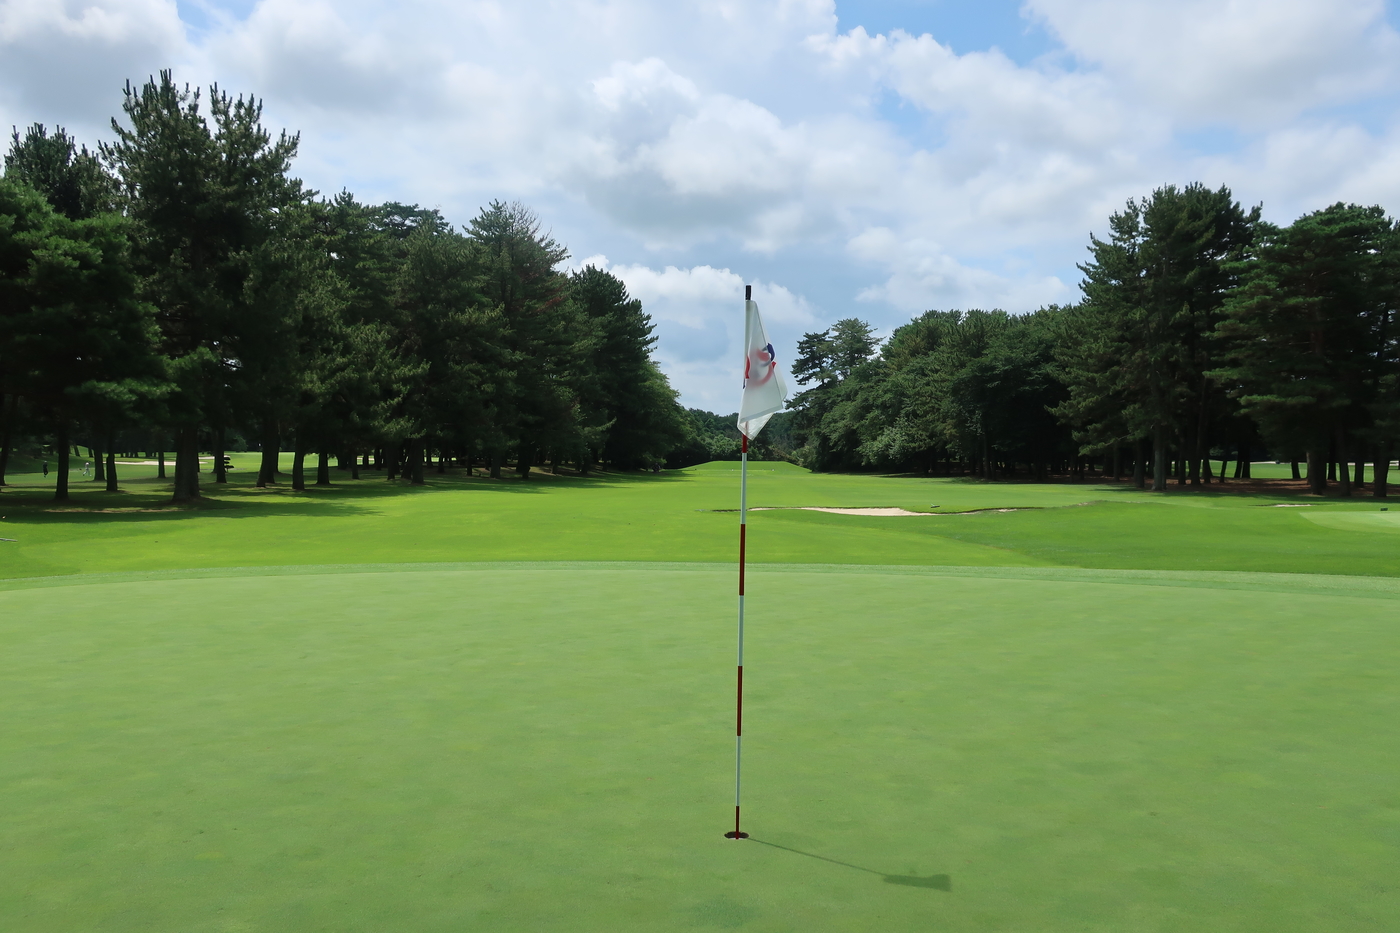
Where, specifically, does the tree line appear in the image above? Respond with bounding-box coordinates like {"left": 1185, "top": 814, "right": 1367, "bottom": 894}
{"left": 0, "top": 72, "right": 699, "bottom": 501}
{"left": 790, "top": 183, "right": 1400, "bottom": 495}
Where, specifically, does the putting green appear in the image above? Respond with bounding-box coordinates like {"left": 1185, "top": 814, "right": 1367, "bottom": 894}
{"left": 4, "top": 563, "right": 1398, "bottom": 931}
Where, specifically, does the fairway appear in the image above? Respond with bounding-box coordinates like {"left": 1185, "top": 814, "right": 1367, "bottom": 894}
{"left": 4, "top": 559, "right": 1399, "bottom": 931}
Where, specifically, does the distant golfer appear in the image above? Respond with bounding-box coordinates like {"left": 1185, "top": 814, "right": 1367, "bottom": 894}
{"left": 42, "top": 460, "right": 48, "bottom": 477}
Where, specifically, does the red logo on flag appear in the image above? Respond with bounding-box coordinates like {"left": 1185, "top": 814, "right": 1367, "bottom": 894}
{"left": 745, "top": 343, "right": 777, "bottom": 387}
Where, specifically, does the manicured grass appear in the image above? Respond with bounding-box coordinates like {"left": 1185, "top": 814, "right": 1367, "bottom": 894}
{"left": 3, "top": 564, "right": 1399, "bottom": 931}
{"left": 3, "top": 462, "right": 1399, "bottom": 930}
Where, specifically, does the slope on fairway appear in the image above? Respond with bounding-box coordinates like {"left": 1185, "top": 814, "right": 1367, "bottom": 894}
{"left": 4, "top": 563, "right": 1398, "bottom": 932}
{"left": 5, "top": 458, "right": 1400, "bottom": 579}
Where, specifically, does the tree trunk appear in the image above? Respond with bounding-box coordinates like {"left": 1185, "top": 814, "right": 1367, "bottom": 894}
{"left": 516, "top": 446, "right": 532, "bottom": 481}
{"left": 1133, "top": 438, "right": 1145, "bottom": 489}
{"left": 1373, "top": 444, "right": 1390, "bottom": 498}
{"left": 105, "top": 431, "right": 118, "bottom": 492}
{"left": 1354, "top": 453, "right": 1365, "bottom": 487}
{"left": 316, "top": 450, "right": 330, "bottom": 486}
{"left": 437, "top": 447, "right": 447, "bottom": 474}
{"left": 213, "top": 426, "right": 227, "bottom": 484}
{"left": 157, "top": 442, "right": 166, "bottom": 479}
{"left": 1151, "top": 428, "right": 1167, "bottom": 491}
{"left": 53, "top": 421, "right": 71, "bottom": 501}
{"left": 410, "top": 438, "right": 426, "bottom": 485}
{"left": 0, "top": 395, "right": 14, "bottom": 487}
{"left": 386, "top": 443, "right": 400, "bottom": 481}
{"left": 170, "top": 426, "right": 199, "bottom": 501}
{"left": 1305, "top": 449, "right": 1325, "bottom": 494}
{"left": 490, "top": 453, "right": 503, "bottom": 479}
{"left": 1336, "top": 427, "right": 1351, "bottom": 497}
{"left": 292, "top": 444, "right": 306, "bottom": 491}
{"left": 257, "top": 421, "right": 279, "bottom": 488}
{"left": 1290, "top": 460, "right": 1299, "bottom": 480}
{"left": 351, "top": 455, "right": 360, "bottom": 480}
{"left": 93, "top": 436, "right": 106, "bottom": 483}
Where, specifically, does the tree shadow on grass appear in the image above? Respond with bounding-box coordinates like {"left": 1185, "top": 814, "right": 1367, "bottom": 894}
{"left": 0, "top": 465, "right": 699, "bottom": 524}
{"left": 746, "top": 838, "right": 950, "bottom": 891}
{"left": 0, "top": 482, "right": 381, "bottom": 524}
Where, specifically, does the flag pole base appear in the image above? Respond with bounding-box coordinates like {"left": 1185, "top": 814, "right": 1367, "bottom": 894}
{"left": 724, "top": 831, "right": 749, "bottom": 839}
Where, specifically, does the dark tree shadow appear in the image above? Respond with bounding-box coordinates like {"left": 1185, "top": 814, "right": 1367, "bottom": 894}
{"left": 0, "top": 464, "right": 704, "bottom": 525}
{"left": 746, "top": 838, "right": 950, "bottom": 892}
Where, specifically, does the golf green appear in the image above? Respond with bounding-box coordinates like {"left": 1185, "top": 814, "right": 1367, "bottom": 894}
{"left": 4, "top": 562, "right": 1398, "bottom": 931}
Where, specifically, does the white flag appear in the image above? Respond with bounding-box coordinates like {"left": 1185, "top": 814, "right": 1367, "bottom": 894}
{"left": 737, "top": 299, "right": 789, "bottom": 440}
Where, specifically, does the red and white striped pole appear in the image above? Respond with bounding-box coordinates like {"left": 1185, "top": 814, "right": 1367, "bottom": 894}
{"left": 726, "top": 285, "right": 752, "bottom": 840}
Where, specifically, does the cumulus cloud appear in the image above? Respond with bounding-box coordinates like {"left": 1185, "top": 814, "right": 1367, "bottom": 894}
{"left": 849, "top": 228, "right": 1073, "bottom": 312}
{"left": 1026, "top": 0, "right": 1400, "bottom": 126}
{"left": 3, "top": 0, "right": 1398, "bottom": 405}
{"left": 0, "top": 0, "right": 187, "bottom": 130}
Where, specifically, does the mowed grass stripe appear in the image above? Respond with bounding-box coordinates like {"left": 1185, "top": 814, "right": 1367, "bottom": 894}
{"left": 3, "top": 565, "right": 1398, "bottom": 931}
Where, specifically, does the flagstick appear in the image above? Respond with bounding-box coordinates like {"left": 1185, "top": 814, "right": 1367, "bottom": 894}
{"left": 727, "top": 433, "right": 750, "bottom": 840}
{"left": 727, "top": 284, "right": 753, "bottom": 841}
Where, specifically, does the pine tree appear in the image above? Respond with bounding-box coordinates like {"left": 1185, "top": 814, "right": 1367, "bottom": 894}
{"left": 1214, "top": 204, "right": 1396, "bottom": 494}
{"left": 1060, "top": 184, "right": 1258, "bottom": 489}
{"left": 0, "top": 180, "right": 163, "bottom": 500}
{"left": 5, "top": 124, "right": 116, "bottom": 220}
{"left": 103, "top": 71, "right": 304, "bottom": 500}
{"left": 570, "top": 265, "right": 687, "bottom": 470}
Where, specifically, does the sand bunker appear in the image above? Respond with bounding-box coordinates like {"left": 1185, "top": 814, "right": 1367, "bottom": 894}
{"left": 749, "top": 506, "right": 934, "bottom": 516}
{"left": 749, "top": 506, "right": 1040, "bottom": 516}
{"left": 713, "top": 506, "right": 1037, "bottom": 515}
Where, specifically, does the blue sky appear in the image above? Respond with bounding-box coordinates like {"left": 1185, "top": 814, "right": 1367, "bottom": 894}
{"left": 3, "top": 0, "right": 1398, "bottom": 409}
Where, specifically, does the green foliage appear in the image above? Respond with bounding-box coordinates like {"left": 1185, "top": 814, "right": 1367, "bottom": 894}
{"left": 1056, "top": 183, "right": 1260, "bottom": 488}
{"left": 571, "top": 265, "right": 688, "bottom": 469}
{"left": 4, "top": 123, "right": 117, "bottom": 220}
{"left": 13, "top": 74, "right": 1400, "bottom": 505}
{"left": 1214, "top": 203, "right": 1398, "bottom": 491}
{"left": 787, "top": 310, "right": 1068, "bottom": 475}
{"left": 0, "top": 179, "right": 164, "bottom": 497}
{"left": 0, "top": 74, "right": 692, "bottom": 499}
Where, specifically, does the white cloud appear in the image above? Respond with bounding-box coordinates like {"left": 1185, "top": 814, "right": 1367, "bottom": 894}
{"left": 849, "top": 227, "right": 1073, "bottom": 312}
{"left": 0, "top": 0, "right": 187, "bottom": 128}
{"left": 1026, "top": 0, "right": 1400, "bottom": 126}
